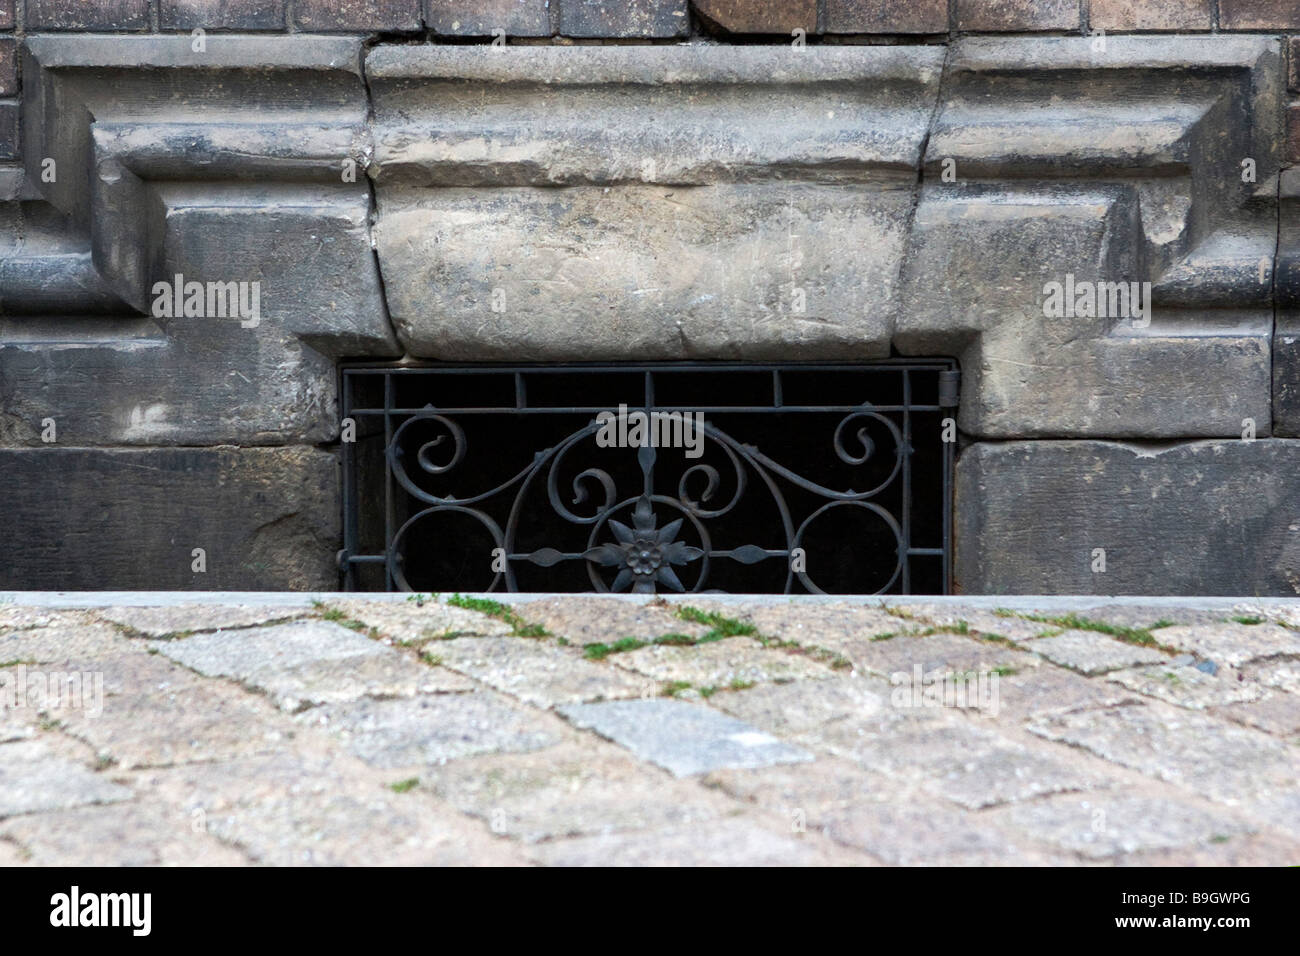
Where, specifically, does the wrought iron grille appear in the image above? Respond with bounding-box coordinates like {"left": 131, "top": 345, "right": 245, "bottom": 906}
{"left": 340, "top": 361, "right": 957, "bottom": 595}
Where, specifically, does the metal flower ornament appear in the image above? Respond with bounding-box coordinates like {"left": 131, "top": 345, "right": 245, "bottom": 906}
{"left": 583, "top": 496, "right": 703, "bottom": 593}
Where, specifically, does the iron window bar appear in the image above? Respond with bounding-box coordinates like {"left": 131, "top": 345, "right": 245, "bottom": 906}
{"left": 340, "top": 361, "right": 957, "bottom": 595}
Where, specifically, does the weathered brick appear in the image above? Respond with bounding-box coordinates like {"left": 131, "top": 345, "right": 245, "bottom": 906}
{"left": 27, "top": 0, "right": 151, "bottom": 30}
{"left": 1288, "top": 102, "right": 1300, "bottom": 165}
{"left": 1290, "top": 37, "right": 1300, "bottom": 92}
{"left": 161, "top": 0, "right": 287, "bottom": 30}
{"left": 0, "top": 0, "right": 13, "bottom": 31}
{"left": 1091, "top": 0, "right": 1211, "bottom": 30}
{"left": 425, "top": 0, "right": 553, "bottom": 36}
{"left": 0, "top": 38, "right": 14, "bottom": 96}
{"left": 1220, "top": 0, "right": 1300, "bottom": 30}
{"left": 560, "top": 0, "right": 689, "bottom": 37}
{"left": 824, "top": 0, "right": 948, "bottom": 33}
{"left": 295, "top": 0, "right": 422, "bottom": 31}
{"left": 0, "top": 103, "right": 16, "bottom": 161}
{"left": 691, "top": 0, "right": 816, "bottom": 33}
{"left": 955, "top": 0, "right": 1079, "bottom": 31}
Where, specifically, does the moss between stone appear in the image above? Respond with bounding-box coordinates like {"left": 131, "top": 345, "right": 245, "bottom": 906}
{"left": 447, "top": 594, "right": 549, "bottom": 637}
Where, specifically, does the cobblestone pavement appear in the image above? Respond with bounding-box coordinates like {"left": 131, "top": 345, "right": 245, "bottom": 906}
{"left": 2, "top": 593, "right": 1299, "bottom": 866}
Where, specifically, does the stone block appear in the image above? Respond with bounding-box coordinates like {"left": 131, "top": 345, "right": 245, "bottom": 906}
{"left": 367, "top": 44, "right": 943, "bottom": 360}
{"left": 0, "top": 447, "right": 340, "bottom": 590}
{"left": 1219, "top": 0, "right": 1300, "bottom": 29}
{"left": 956, "top": 441, "right": 1300, "bottom": 596}
{"left": 161, "top": 0, "right": 287, "bottom": 30}
{"left": 954, "top": 0, "right": 1079, "bottom": 31}
{"left": 27, "top": 0, "right": 150, "bottom": 30}
{"left": 824, "top": 0, "right": 947, "bottom": 33}
{"left": 0, "top": 1, "right": 12, "bottom": 31}
{"left": 296, "top": 0, "right": 422, "bottom": 30}
{"left": 0, "top": 38, "right": 15, "bottom": 95}
{"left": 559, "top": 0, "right": 688, "bottom": 38}
{"left": 425, "top": 0, "right": 554, "bottom": 36}
{"left": 692, "top": 0, "right": 817, "bottom": 33}
{"left": 902, "top": 36, "right": 1281, "bottom": 439}
{"left": 1091, "top": 0, "right": 1211, "bottom": 30}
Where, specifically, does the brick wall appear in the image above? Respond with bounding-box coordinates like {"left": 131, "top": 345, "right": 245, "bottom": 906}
{"left": 0, "top": 1, "right": 1295, "bottom": 36}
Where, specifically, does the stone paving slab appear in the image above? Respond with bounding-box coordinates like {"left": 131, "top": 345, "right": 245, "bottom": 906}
{"left": 51, "top": 653, "right": 295, "bottom": 769}
{"left": 1153, "top": 621, "right": 1300, "bottom": 666}
{"left": 0, "top": 595, "right": 1298, "bottom": 866}
{"left": 0, "top": 739, "right": 132, "bottom": 818}
{"left": 98, "top": 604, "right": 309, "bottom": 638}
{"left": 137, "top": 750, "right": 525, "bottom": 866}
{"left": 1242, "top": 658, "right": 1300, "bottom": 694}
{"left": 993, "top": 794, "right": 1258, "bottom": 860}
{"left": 321, "top": 599, "right": 513, "bottom": 645}
{"left": 1212, "top": 693, "right": 1300, "bottom": 740}
{"left": 1028, "top": 702, "right": 1300, "bottom": 803}
{"left": 611, "top": 636, "right": 836, "bottom": 688}
{"left": 740, "top": 603, "right": 908, "bottom": 647}
{"left": 435, "top": 636, "right": 649, "bottom": 708}
{"left": 1105, "top": 662, "right": 1265, "bottom": 709}
{"left": 421, "top": 741, "right": 736, "bottom": 843}
{"left": 559, "top": 698, "right": 814, "bottom": 777}
{"left": 515, "top": 597, "right": 711, "bottom": 644}
{"left": 0, "top": 800, "right": 248, "bottom": 866}
{"left": 0, "top": 623, "right": 138, "bottom": 665}
{"left": 299, "top": 692, "right": 574, "bottom": 769}
{"left": 829, "top": 631, "right": 1039, "bottom": 680}
{"left": 527, "top": 816, "right": 865, "bottom": 867}
{"left": 1023, "top": 630, "right": 1169, "bottom": 675}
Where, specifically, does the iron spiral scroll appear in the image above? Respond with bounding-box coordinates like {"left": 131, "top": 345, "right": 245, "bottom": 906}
{"left": 340, "top": 363, "right": 955, "bottom": 595}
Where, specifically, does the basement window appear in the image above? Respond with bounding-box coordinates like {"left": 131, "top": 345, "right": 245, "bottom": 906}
{"left": 340, "top": 361, "right": 957, "bottom": 595}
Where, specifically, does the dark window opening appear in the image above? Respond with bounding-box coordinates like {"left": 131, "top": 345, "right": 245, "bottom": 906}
{"left": 340, "top": 361, "right": 957, "bottom": 595}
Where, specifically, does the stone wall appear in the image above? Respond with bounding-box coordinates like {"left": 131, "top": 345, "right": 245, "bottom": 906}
{"left": 2, "top": 1, "right": 1300, "bottom": 594}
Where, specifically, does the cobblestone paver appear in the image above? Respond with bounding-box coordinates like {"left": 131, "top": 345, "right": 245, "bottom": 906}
{"left": 0, "top": 594, "right": 1297, "bottom": 866}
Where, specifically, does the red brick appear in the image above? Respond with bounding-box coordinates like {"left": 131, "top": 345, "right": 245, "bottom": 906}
{"left": 294, "top": 0, "right": 422, "bottom": 31}
{"left": 27, "top": 0, "right": 151, "bottom": 30}
{"left": 560, "top": 0, "right": 689, "bottom": 38}
{"left": 825, "top": 0, "right": 948, "bottom": 33}
{"left": 691, "top": 0, "right": 816, "bottom": 33}
{"left": 955, "top": 0, "right": 1079, "bottom": 31}
{"left": 1091, "top": 0, "right": 1211, "bottom": 30}
{"left": 0, "top": 0, "right": 14, "bottom": 31}
{"left": 426, "top": 0, "right": 553, "bottom": 36}
{"left": 161, "top": 0, "right": 287, "bottom": 30}
{"left": 1221, "top": 1, "right": 1300, "bottom": 29}
{"left": 0, "top": 38, "right": 14, "bottom": 96}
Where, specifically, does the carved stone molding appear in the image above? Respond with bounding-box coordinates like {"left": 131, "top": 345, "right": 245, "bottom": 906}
{"left": 1, "top": 34, "right": 397, "bottom": 446}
